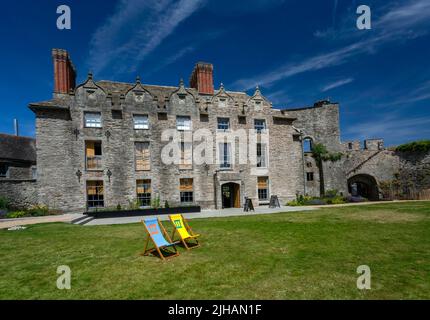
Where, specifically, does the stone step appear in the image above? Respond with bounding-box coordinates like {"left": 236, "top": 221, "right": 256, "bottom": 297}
{"left": 71, "top": 215, "right": 94, "bottom": 225}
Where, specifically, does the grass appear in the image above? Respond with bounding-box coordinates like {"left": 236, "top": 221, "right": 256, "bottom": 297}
{"left": 1, "top": 202, "right": 430, "bottom": 300}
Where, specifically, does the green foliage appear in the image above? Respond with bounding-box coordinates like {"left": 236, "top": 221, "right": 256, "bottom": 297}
{"left": 164, "top": 200, "right": 170, "bottom": 209}
{"left": 127, "top": 199, "right": 141, "bottom": 210}
{"left": 0, "top": 196, "right": 10, "bottom": 210}
{"left": 5, "top": 205, "right": 52, "bottom": 219}
{"left": 6, "top": 211, "right": 27, "bottom": 219}
{"left": 116, "top": 204, "right": 122, "bottom": 211}
{"left": 287, "top": 191, "right": 346, "bottom": 206}
{"left": 395, "top": 140, "right": 430, "bottom": 153}
{"left": 325, "top": 189, "right": 339, "bottom": 198}
{"left": 26, "top": 205, "right": 49, "bottom": 217}
{"left": 151, "top": 196, "right": 161, "bottom": 209}
{"left": 311, "top": 143, "right": 343, "bottom": 162}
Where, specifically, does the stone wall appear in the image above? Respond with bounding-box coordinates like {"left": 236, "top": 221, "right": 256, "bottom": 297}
{"left": 286, "top": 102, "right": 348, "bottom": 197}
{"left": 0, "top": 180, "right": 38, "bottom": 209}
{"left": 397, "top": 151, "right": 430, "bottom": 196}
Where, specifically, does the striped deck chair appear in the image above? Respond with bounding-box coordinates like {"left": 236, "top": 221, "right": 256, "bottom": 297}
{"left": 169, "top": 214, "right": 201, "bottom": 250}
{"left": 141, "top": 218, "right": 179, "bottom": 260}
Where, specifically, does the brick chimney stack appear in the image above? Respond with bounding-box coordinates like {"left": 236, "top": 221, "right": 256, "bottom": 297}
{"left": 52, "top": 49, "right": 76, "bottom": 95}
{"left": 189, "top": 62, "right": 214, "bottom": 95}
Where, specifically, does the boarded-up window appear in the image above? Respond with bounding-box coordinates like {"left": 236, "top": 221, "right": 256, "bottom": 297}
{"left": 137, "top": 179, "right": 151, "bottom": 207}
{"left": 179, "top": 142, "right": 193, "bottom": 170}
{"left": 87, "top": 181, "right": 104, "bottom": 208}
{"left": 180, "top": 178, "right": 194, "bottom": 203}
{"left": 258, "top": 177, "right": 269, "bottom": 201}
{"left": 135, "top": 142, "right": 151, "bottom": 171}
{"left": 86, "top": 141, "right": 102, "bottom": 170}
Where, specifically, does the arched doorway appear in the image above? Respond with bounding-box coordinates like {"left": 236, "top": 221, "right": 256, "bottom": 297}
{"left": 221, "top": 183, "right": 241, "bottom": 209}
{"left": 348, "top": 174, "right": 379, "bottom": 201}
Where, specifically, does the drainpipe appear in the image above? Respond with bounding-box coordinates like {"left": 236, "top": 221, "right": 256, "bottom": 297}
{"left": 297, "top": 129, "right": 306, "bottom": 195}
{"left": 213, "top": 169, "right": 219, "bottom": 209}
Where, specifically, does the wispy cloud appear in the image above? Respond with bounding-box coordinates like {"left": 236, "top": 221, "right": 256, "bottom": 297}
{"left": 234, "top": 0, "right": 430, "bottom": 90}
{"left": 146, "top": 46, "right": 195, "bottom": 76}
{"left": 321, "top": 77, "right": 353, "bottom": 92}
{"left": 88, "top": 0, "right": 206, "bottom": 76}
{"left": 384, "top": 80, "right": 430, "bottom": 106}
{"left": 266, "top": 89, "right": 292, "bottom": 105}
{"left": 345, "top": 114, "right": 430, "bottom": 144}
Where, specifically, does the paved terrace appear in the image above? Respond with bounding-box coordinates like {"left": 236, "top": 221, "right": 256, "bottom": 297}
{"left": 85, "top": 206, "right": 316, "bottom": 226}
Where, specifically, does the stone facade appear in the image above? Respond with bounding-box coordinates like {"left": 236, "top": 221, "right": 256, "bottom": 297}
{"left": 30, "top": 73, "right": 306, "bottom": 212}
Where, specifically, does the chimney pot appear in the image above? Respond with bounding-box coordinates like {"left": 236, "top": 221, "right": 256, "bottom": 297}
{"left": 189, "top": 62, "right": 214, "bottom": 95}
{"left": 52, "top": 48, "right": 77, "bottom": 95}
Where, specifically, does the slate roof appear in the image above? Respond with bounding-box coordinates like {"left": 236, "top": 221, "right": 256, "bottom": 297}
{"left": 0, "top": 134, "right": 36, "bottom": 163}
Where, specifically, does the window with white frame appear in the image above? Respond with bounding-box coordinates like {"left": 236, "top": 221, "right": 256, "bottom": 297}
{"left": 133, "top": 115, "right": 149, "bottom": 130}
{"left": 257, "top": 143, "right": 267, "bottom": 168}
{"left": 217, "top": 118, "right": 230, "bottom": 131}
{"left": 219, "top": 143, "right": 232, "bottom": 169}
{"left": 84, "top": 112, "right": 102, "bottom": 128}
{"left": 254, "top": 119, "right": 266, "bottom": 133}
{"left": 176, "top": 116, "right": 192, "bottom": 131}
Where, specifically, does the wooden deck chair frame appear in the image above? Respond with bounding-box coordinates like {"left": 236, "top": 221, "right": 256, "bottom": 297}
{"left": 141, "top": 218, "right": 179, "bottom": 261}
{"left": 169, "top": 214, "right": 201, "bottom": 250}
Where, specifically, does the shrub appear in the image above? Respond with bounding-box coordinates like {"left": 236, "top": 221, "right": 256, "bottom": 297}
{"left": 347, "top": 196, "right": 367, "bottom": 203}
{"left": 325, "top": 189, "right": 339, "bottom": 198}
{"left": 6, "top": 211, "right": 28, "bottom": 219}
{"left": 164, "top": 201, "right": 170, "bottom": 209}
{"left": 27, "top": 205, "right": 49, "bottom": 217}
{"left": 0, "top": 197, "right": 10, "bottom": 210}
{"left": 395, "top": 140, "right": 430, "bottom": 153}
{"left": 328, "top": 196, "right": 346, "bottom": 205}
{"left": 151, "top": 196, "right": 161, "bottom": 209}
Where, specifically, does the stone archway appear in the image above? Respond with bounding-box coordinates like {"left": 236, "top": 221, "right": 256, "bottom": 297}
{"left": 221, "top": 182, "right": 241, "bottom": 209}
{"left": 347, "top": 174, "right": 379, "bottom": 201}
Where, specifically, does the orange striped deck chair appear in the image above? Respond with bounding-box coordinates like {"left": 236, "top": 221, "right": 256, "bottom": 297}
{"left": 169, "top": 214, "right": 201, "bottom": 250}
{"left": 141, "top": 218, "right": 179, "bottom": 260}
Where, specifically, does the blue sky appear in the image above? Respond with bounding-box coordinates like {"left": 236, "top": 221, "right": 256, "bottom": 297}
{"left": 0, "top": 0, "right": 429, "bottom": 146}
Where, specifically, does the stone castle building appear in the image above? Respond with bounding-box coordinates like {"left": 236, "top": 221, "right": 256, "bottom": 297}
{"left": 1, "top": 49, "right": 428, "bottom": 211}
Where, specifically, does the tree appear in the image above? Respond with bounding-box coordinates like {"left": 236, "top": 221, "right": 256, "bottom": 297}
{"left": 311, "top": 143, "right": 343, "bottom": 197}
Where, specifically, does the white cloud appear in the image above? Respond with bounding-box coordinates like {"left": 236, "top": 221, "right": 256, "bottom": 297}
{"left": 88, "top": 0, "right": 206, "bottom": 76}
{"left": 321, "top": 78, "right": 354, "bottom": 92}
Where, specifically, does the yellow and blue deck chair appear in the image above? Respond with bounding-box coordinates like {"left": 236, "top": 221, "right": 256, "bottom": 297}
{"left": 169, "top": 214, "right": 201, "bottom": 250}
{"left": 142, "top": 218, "right": 179, "bottom": 260}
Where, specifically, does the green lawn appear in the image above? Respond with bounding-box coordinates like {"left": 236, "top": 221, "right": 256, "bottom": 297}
{"left": 1, "top": 202, "right": 430, "bottom": 300}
